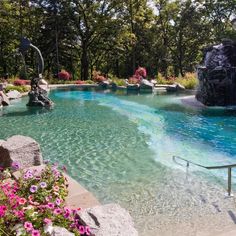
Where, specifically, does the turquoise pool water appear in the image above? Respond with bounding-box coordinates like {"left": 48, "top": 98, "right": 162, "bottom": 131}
{"left": 1, "top": 88, "right": 236, "bottom": 234}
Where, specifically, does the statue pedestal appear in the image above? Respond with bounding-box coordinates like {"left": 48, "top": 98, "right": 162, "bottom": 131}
{"left": 27, "top": 89, "right": 53, "bottom": 107}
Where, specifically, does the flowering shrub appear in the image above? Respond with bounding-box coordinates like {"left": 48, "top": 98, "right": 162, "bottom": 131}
{"left": 156, "top": 72, "right": 198, "bottom": 89}
{"left": 0, "top": 163, "right": 91, "bottom": 236}
{"left": 76, "top": 80, "right": 85, "bottom": 85}
{"left": 14, "top": 79, "right": 31, "bottom": 86}
{"left": 92, "top": 70, "right": 106, "bottom": 83}
{"left": 128, "top": 76, "right": 140, "bottom": 84}
{"left": 128, "top": 67, "right": 147, "bottom": 84}
{"left": 58, "top": 70, "right": 71, "bottom": 80}
{"left": 134, "top": 67, "right": 147, "bottom": 78}
{"left": 4, "top": 85, "right": 30, "bottom": 93}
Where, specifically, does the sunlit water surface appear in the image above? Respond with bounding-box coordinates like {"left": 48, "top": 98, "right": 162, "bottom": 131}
{"left": 1, "top": 88, "right": 236, "bottom": 235}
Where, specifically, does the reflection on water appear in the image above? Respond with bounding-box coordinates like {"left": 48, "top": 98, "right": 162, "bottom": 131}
{"left": 1, "top": 89, "right": 236, "bottom": 235}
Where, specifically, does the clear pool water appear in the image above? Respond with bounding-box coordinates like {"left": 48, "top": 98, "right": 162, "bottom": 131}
{"left": 1, "top": 88, "right": 236, "bottom": 235}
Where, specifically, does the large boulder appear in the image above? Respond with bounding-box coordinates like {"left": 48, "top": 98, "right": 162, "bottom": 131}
{"left": 79, "top": 204, "right": 138, "bottom": 236}
{"left": 50, "top": 226, "right": 75, "bottom": 236}
{"left": 0, "top": 135, "right": 43, "bottom": 169}
{"left": 0, "top": 91, "right": 10, "bottom": 106}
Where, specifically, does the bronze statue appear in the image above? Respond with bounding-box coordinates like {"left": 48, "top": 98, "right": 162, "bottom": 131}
{"left": 19, "top": 38, "right": 53, "bottom": 107}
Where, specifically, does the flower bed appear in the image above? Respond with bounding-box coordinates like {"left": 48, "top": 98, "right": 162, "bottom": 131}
{"left": 0, "top": 163, "right": 91, "bottom": 236}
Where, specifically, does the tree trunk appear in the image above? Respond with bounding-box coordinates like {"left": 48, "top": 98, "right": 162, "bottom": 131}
{"left": 115, "top": 58, "right": 120, "bottom": 77}
{"left": 81, "top": 44, "right": 89, "bottom": 81}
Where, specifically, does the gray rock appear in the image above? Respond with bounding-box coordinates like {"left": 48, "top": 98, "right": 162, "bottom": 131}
{"left": 99, "top": 81, "right": 110, "bottom": 89}
{"left": 0, "top": 135, "right": 43, "bottom": 169}
{"left": 6, "top": 90, "right": 22, "bottom": 99}
{"left": 140, "top": 79, "right": 154, "bottom": 91}
{"left": 166, "top": 84, "right": 177, "bottom": 92}
{"left": 51, "top": 226, "right": 74, "bottom": 236}
{"left": 0, "top": 96, "right": 3, "bottom": 107}
{"left": 0, "top": 91, "right": 10, "bottom": 106}
{"left": 166, "top": 83, "right": 185, "bottom": 92}
{"left": 175, "top": 83, "right": 185, "bottom": 91}
{"left": 127, "top": 84, "right": 140, "bottom": 91}
{"left": 79, "top": 204, "right": 138, "bottom": 236}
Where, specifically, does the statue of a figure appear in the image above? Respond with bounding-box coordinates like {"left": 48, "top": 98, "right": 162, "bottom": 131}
{"left": 19, "top": 38, "right": 53, "bottom": 107}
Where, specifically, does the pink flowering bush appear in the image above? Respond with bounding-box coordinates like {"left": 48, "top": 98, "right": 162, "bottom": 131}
{"left": 92, "top": 70, "right": 106, "bottom": 83}
{"left": 0, "top": 163, "right": 91, "bottom": 236}
{"left": 14, "top": 79, "right": 31, "bottom": 86}
{"left": 135, "top": 67, "right": 147, "bottom": 78}
{"left": 128, "top": 67, "right": 147, "bottom": 84}
{"left": 58, "top": 70, "right": 71, "bottom": 80}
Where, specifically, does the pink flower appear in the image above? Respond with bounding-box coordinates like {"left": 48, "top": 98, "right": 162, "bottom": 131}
{"left": 53, "top": 186, "right": 59, "bottom": 192}
{"left": 18, "top": 198, "right": 27, "bottom": 205}
{"left": 79, "top": 226, "right": 85, "bottom": 234}
{"left": 0, "top": 205, "right": 6, "bottom": 217}
{"left": 43, "top": 218, "right": 52, "bottom": 224}
{"left": 24, "top": 221, "right": 33, "bottom": 232}
{"left": 64, "top": 207, "right": 71, "bottom": 214}
{"left": 47, "top": 202, "right": 55, "bottom": 209}
{"left": 11, "top": 161, "right": 20, "bottom": 170}
{"left": 13, "top": 210, "right": 24, "bottom": 219}
{"left": 53, "top": 208, "right": 62, "bottom": 215}
{"left": 135, "top": 67, "right": 147, "bottom": 78}
{"left": 64, "top": 212, "right": 70, "bottom": 218}
{"left": 31, "top": 230, "right": 40, "bottom": 236}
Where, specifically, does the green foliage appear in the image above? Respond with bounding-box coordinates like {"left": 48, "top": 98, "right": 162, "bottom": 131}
{"left": 84, "top": 80, "right": 95, "bottom": 84}
{"left": 0, "top": 0, "right": 236, "bottom": 81}
{"left": 112, "top": 78, "right": 126, "bottom": 86}
{"left": 4, "top": 85, "right": 30, "bottom": 93}
{"left": 176, "top": 73, "right": 198, "bottom": 89}
{"left": 47, "top": 79, "right": 76, "bottom": 85}
{"left": 156, "top": 72, "right": 198, "bottom": 89}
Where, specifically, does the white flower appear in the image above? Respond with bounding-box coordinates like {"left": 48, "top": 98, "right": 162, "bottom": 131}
{"left": 12, "top": 224, "right": 26, "bottom": 236}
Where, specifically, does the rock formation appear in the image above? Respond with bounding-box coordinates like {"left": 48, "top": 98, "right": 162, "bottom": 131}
{"left": 196, "top": 39, "right": 236, "bottom": 106}
{"left": 0, "top": 135, "right": 43, "bottom": 168}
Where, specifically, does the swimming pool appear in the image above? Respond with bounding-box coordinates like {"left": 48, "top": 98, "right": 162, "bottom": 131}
{"left": 1, "top": 88, "right": 236, "bottom": 235}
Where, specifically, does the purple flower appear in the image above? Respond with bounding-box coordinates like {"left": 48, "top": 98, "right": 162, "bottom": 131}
{"left": 64, "top": 212, "right": 70, "bottom": 218}
{"left": 55, "top": 198, "right": 61, "bottom": 206}
{"left": 24, "top": 173, "right": 33, "bottom": 179}
{"left": 61, "top": 165, "right": 68, "bottom": 173}
{"left": 11, "top": 162, "right": 20, "bottom": 170}
{"left": 30, "top": 185, "right": 38, "bottom": 193}
{"left": 40, "top": 182, "right": 47, "bottom": 188}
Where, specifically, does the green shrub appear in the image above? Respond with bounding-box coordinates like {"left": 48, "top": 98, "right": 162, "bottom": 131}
{"left": 84, "top": 80, "right": 95, "bottom": 84}
{"left": 176, "top": 73, "right": 198, "bottom": 89}
{"left": 156, "top": 72, "right": 198, "bottom": 89}
{"left": 156, "top": 73, "right": 172, "bottom": 84}
{"left": 4, "top": 85, "right": 30, "bottom": 93}
{"left": 113, "top": 78, "right": 126, "bottom": 86}
{"left": 47, "top": 78, "right": 76, "bottom": 84}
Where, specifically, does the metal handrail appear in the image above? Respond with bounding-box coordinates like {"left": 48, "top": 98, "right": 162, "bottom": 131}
{"left": 173, "top": 155, "right": 236, "bottom": 196}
